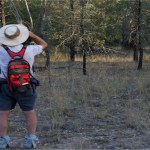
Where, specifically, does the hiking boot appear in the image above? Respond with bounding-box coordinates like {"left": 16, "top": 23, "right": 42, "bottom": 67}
{"left": 0, "top": 136, "right": 10, "bottom": 149}
{"left": 23, "top": 134, "right": 39, "bottom": 149}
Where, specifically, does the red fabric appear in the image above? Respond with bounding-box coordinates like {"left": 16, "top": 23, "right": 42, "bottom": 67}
{"left": 9, "top": 65, "right": 29, "bottom": 70}
{"left": 9, "top": 73, "right": 31, "bottom": 88}
{"left": 5, "top": 46, "right": 26, "bottom": 59}
{"left": 3, "top": 46, "right": 32, "bottom": 91}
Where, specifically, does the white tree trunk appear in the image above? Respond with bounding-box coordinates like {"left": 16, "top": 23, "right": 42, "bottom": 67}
{"left": 24, "top": 0, "right": 33, "bottom": 30}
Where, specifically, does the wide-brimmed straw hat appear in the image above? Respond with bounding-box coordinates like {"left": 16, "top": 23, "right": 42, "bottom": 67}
{"left": 0, "top": 24, "right": 29, "bottom": 46}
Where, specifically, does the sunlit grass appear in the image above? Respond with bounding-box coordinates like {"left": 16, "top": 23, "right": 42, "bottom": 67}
{"left": 34, "top": 53, "right": 150, "bottom": 133}
{"left": 8, "top": 52, "right": 150, "bottom": 149}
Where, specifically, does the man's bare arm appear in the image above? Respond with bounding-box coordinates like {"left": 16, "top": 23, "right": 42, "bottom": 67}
{"left": 29, "top": 32, "right": 48, "bottom": 49}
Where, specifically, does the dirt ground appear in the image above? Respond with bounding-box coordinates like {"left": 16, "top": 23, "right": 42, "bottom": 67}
{"left": 7, "top": 57, "right": 150, "bottom": 149}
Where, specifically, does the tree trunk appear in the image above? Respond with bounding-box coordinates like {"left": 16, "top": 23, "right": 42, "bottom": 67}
{"left": 121, "top": 1, "right": 130, "bottom": 49}
{"left": 0, "top": 0, "right": 5, "bottom": 27}
{"left": 133, "top": 39, "right": 139, "bottom": 61}
{"left": 70, "top": 0, "right": 75, "bottom": 62}
{"left": 133, "top": 0, "right": 142, "bottom": 63}
{"left": 34, "top": 0, "right": 47, "bottom": 36}
{"left": 24, "top": 0, "right": 33, "bottom": 30}
{"left": 137, "top": 0, "right": 143, "bottom": 69}
{"left": 133, "top": 50, "right": 139, "bottom": 61}
{"left": 79, "top": 0, "right": 86, "bottom": 75}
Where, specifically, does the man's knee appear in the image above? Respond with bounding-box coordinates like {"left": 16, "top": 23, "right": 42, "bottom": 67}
{"left": 23, "top": 110, "right": 37, "bottom": 119}
{"left": 23, "top": 110, "right": 35, "bottom": 115}
{"left": 0, "top": 111, "right": 10, "bottom": 118}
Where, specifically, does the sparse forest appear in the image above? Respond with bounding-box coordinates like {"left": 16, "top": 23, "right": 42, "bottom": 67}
{"left": 1, "top": 0, "right": 150, "bottom": 149}
{"left": 1, "top": 0, "right": 150, "bottom": 69}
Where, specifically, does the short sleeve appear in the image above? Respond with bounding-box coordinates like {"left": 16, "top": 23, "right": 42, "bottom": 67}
{"left": 27, "top": 45, "right": 43, "bottom": 56}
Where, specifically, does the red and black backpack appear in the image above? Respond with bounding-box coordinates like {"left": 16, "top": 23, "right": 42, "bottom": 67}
{"left": 4, "top": 46, "right": 32, "bottom": 93}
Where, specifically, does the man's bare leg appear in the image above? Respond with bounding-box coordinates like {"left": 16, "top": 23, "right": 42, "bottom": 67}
{"left": 23, "top": 110, "right": 37, "bottom": 135}
{"left": 0, "top": 111, "right": 10, "bottom": 136}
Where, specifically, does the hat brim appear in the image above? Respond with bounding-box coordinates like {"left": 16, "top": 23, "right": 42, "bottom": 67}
{"left": 0, "top": 24, "right": 29, "bottom": 46}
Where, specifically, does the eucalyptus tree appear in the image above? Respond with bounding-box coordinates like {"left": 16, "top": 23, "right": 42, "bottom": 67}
{"left": 24, "top": 0, "right": 33, "bottom": 30}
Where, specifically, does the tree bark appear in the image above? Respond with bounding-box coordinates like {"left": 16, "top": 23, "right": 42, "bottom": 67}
{"left": 24, "top": 0, "right": 33, "bottom": 30}
{"left": 137, "top": 0, "right": 143, "bottom": 69}
{"left": 79, "top": 0, "right": 86, "bottom": 75}
{"left": 133, "top": 0, "right": 142, "bottom": 62}
{"left": 133, "top": 49, "right": 138, "bottom": 61}
{"left": 70, "top": 0, "right": 75, "bottom": 62}
{"left": 121, "top": 1, "right": 130, "bottom": 49}
{"left": 34, "top": 0, "right": 47, "bottom": 36}
{"left": 0, "top": 0, "right": 5, "bottom": 27}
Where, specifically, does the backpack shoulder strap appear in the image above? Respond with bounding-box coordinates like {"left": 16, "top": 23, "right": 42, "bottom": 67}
{"left": 3, "top": 46, "right": 27, "bottom": 59}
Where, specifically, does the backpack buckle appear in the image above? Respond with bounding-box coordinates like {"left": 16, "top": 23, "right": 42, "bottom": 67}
{"left": 16, "top": 83, "right": 30, "bottom": 93}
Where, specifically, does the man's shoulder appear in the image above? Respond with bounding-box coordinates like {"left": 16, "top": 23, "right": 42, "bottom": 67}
{"left": 26, "top": 45, "right": 43, "bottom": 55}
{"left": 27, "top": 45, "right": 42, "bottom": 48}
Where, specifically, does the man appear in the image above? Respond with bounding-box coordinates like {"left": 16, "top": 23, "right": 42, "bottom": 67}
{"left": 0, "top": 24, "right": 47, "bottom": 149}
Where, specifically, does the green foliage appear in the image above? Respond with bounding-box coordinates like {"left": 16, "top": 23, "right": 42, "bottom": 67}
{"left": 4, "top": 0, "right": 150, "bottom": 52}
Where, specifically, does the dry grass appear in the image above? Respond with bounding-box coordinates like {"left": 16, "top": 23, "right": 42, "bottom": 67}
{"left": 9, "top": 53, "right": 150, "bottom": 149}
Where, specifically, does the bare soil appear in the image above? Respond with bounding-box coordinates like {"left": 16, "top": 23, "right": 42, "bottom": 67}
{"left": 8, "top": 58, "right": 150, "bottom": 149}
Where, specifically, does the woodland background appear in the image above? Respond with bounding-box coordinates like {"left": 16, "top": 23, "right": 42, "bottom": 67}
{"left": 1, "top": 0, "right": 150, "bottom": 149}
{"left": 1, "top": 0, "right": 150, "bottom": 70}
